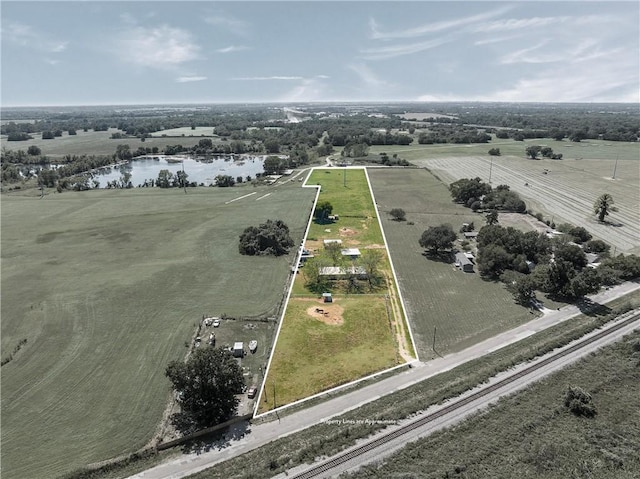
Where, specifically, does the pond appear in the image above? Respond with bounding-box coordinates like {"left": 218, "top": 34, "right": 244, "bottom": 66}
{"left": 92, "top": 155, "right": 266, "bottom": 187}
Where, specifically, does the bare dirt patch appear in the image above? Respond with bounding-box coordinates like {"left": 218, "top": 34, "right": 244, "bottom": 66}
{"left": 365, "top": 244, "right": 386, "bottom": 249}
{"left": 339, "top": 227, "right": 358, "bottom": 236}
{"left": 305, "top": 301, "right": 345, "bottom": 326}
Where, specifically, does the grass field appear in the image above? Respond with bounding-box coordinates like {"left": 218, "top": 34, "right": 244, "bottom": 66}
{"left": 368, "top": 168, "right": 538, "bottom": 358}
{"left": 258, "top": 168, "right": 413, "bottom": 414}
{"left": 349, "top": 329, "right": 640, "bottom": 478}
{"left": 0, "top": 183, "right": 315, "bottom": 479}
{"left": 1, "top": 129, "right": 208, "bottom": 158}
{"left": 366, "top": 136, "right": 640, "bottom": 162}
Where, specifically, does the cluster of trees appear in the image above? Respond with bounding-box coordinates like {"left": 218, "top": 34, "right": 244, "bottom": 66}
{"left": 376, "top": 152, "right": 410, "bottom": 166}
{"left": 165, "top": 346, "right": 244, "bottom": 432}
{"left": 238, "top": 219, "right": 294, "bottom": 256}
{"left": 418, "top": 126, "right": 491, "bottom": 144}
{"left": 303, "top": 247, "right": 384, "bottom": 293}
{"left": 475, "top": 223, "right": 640, "bottom": 303}
{"left": 449, "top": 178, "right": 526, "bottom": 213}
{"left": 525, "top": 145, "right": 563, "bottom": 160}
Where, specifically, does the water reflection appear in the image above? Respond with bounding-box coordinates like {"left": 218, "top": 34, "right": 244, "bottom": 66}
{"left": 92, "top": 155, "right": 266, "bottom": 188}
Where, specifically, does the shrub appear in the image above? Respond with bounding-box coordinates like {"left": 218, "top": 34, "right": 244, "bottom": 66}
{"left": 564, "top": 386, "right": 597, "bottom": 417}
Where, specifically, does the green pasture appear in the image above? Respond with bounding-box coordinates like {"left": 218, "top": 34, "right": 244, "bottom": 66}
{"left": 150, "top": 127, "right": 217, "bottom": 137}
{"left": 368, "top": 168, "right": 537, "bottom": 357}
{"left": 306, "top": 168, "right": 384, "bottom": 245}
{"left": 1, "top": 129, "right": 206, "bottom": 158}
{"left": 258, "top": 295, "right": 398, "bottom": 413}
{"left": 0, "top": 183, "right": 314, "bottom": 479}
{"left": 259, "top": 167, "right": 411, "bottom": 413}
{"left": 366, "top": 137, "right": 640, "bottom": 163}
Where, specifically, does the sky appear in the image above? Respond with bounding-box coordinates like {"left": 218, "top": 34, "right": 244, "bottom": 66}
{"left": 1, "top": 1, "right": 638, "bottom": 106}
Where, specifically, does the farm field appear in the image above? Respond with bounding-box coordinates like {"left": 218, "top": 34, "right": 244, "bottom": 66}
{"left": 416, "top": 153, "right": 640, "bottom": 254}
{"left": 368, "top": 168, "right": 537, "bottom": 358}
{"left": 150, "top": 126, "right": 217, "bottom": 137}
{"left": 0, "top": 128, "right": 207, "bottom": 158}
{"left": 366, "top": 137, "right": 640, "bottom": 163}
{"left": 259, "top": 168, "right": 414, "bottom": 414}
{"left": 349, "top": 330, "right": 640, "bottom": 479}
{"left": 0, "top": 183, "right": 315, "bottom": 479}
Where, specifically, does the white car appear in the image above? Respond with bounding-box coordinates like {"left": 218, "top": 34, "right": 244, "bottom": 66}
{"left": 213, "top": 319, "right": 220, "bottom": 328}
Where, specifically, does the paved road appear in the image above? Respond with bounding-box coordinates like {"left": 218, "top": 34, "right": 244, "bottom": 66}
{"left": 129, "top": 281, "right": 639, "bottom": 479}
{"left": 279, "top": 311, "right": 640, "bottom": 478}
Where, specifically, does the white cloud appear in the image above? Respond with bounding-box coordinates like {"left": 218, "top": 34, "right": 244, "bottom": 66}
{"left": 116, "top": 25, "right": 201, "bottom": 68}
{"left": 176, "top": 76, "right": 207, "bottom": 83}
{"left": 348, "top": 63, "right": 389, "bottom": 88}
{"left": 204, "top": 14, "right": 249, "bottom": 36}
{"left": 369, "top": 5, "right": 512, "bottom": 40}
{"left": 474, "top": 14, "right": 613, "bottom": 34}
{"left": 2, "top": 21, "right": 68, "bottom": 53}
{"left": 278, "top": 77, "right": 328, "bottom": 102}
{"left": 360, "top": 37, "right": 452, "bottom": 61}
{"left": 216, "top": 45, "right": 250, "bottom": 54}
{"left": 232, "top": 76, "right": 304, "bottom": 81}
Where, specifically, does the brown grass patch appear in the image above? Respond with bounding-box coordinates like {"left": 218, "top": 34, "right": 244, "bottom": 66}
{"left": 305, "top": 301, "right": 345, "bottom": 326}
{"left": 339, "top": 227, "right": 358, "bottom": 236}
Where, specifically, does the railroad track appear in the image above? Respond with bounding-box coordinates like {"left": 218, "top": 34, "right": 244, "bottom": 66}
{"left": 289, "top": 310, "right": 640, "bottom": 479}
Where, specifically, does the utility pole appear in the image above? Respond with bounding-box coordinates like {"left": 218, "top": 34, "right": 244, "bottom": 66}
{"left": 343, "top": 167, "right": 346, "bottom": 187}
{"left": 612, "top": 155, "right": 618, "bottom": 180}
{"left": 432, "top": 326, "right": 437, "bottom": 353}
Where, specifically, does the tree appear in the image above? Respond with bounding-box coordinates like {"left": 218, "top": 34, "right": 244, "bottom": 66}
{"left": 419, "top": 225, "right": 457, "bottom": 255}
{"left": 215, "top": 175, "right": 235, "bottom": 187}
{"left": 485, "top": 209, "right": 499, "bottom": 225}
{"left": 540, "top": 146, "right": 554, "bottom": 158}
{"left": 569, "top": 268, "right": 602, "bottom": 298}
{"left": 389, "top": 208, "right": 406, "bottom": 221}
{"left": 359, "top": 249, "right": 384, "bottom": 290}
{"left": 314, "top": 200, "right": 333, "bottom": 223}
{"left": 449, "top": 177, "right": 491, "bottom": 204}
{"left": 42, "top": 131, "right": 55, "bottom": 140}
{"left": 488, "top": 147, "right": 501, "bottom": 156}
{"left": 115, "top": 144, "right": 132, "bottom": 161}
{"left": 568, "top": 226, "right": 592, "bottom": 244}
{"left": 263, "top": 155, "right": 285, "bottom": 175}
{"left": 27, "top": 145, "right": 41, "bottom": 156}
{"left": 165, "top": 347, "right": 244, "bottom": 430}
{"left": 502, "top": 271, "right": 536, "bottom": 305}
{"left": 477, "top": 244, "right": 512, "bottom": 278}
{"left": 525, "top": 145, "right": 542, "bottom": 159}
{"left": 238, "top": 219, "right": 294, "bottom": 256}
{"left": 156, "top": 169, "right": 174, "bottom": 188}
{"left": 593, "top": 193, "right": 616, "bottom": 222}
{"left": 555, "top": 243, "right": 588, "bottom": 270}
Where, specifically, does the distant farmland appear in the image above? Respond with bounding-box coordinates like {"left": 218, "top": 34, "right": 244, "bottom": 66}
{"left": 0, "top": 183, "right": 315, "bottom": 479}
{"left": 417, "top": 153, "right": 640, "bottom": 254}
{"left": 368, "top": 168, "right": 536, "bottom": 358}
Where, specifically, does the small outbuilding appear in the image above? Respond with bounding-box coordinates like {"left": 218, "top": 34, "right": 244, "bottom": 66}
{"left": 455, "top": 252, "right": 474, "bottom": 273}
{"left": 322, "top": 292, "right": 333, "bottom": 303}
{"left": 341, "top": 248, "right": 361, "bottom": 260}
{"left": 233, "top": 342, "right": 244, "bottom": 358}
{"left": 463, "top": 232, "right": 479, "bottom": 240}
{"left": 323, "top": 239, "right": 343, "bottom": 247}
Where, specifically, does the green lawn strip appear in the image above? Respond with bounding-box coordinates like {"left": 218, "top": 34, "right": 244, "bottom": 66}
{"left": 257, "top": 296, "right": 397, "bottom": 413}
{"left": 178, "top": 291, "right": 639, "bottom": 479}
{"left": 0, "top": 185, "right": 315, "bottom": 479}
{"left": 348, "top": 330, "right": 640, "bottom": 479}
{"left": 368, "top": 168, "right": 536, "bottom": 358}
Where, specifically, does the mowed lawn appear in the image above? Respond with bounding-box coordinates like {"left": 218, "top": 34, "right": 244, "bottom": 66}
{"left": 258, "top": 168, "right": 408, "bottom": 414}
{"left": 0, "top": 184, "right": 315, "bottom": 479}
{"left": 259, "top": 296, "right": 397, "bottom": 411}
{"left": 368, "top": 168, "right": 535, "bottom": 358}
